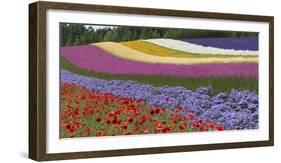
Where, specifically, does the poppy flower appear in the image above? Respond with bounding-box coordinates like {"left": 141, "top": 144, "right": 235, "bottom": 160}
{"left": 109, "top": 111, "right": 115, "bottom": 116}
{"left": 128, "top": 118, "right": 134, "bottom": 123}
{"left": 179, "top": 125, "right": 185, "bottom": 130}
{"left": 172, "top": 120, "right": 178, "bottom": 124}
{"left": 133, "top": 127, "right": 140, "bottom": 132}
{"left": 161, "top": 121, "right": 166, "bottom": 125}
{"left": 215, "top": 125, "right": 224, "bottom": 131}
{"left": 188, "top": 113, "right": 195, "bottom": 120}
{"left": 96, "top": 118, "right": 102, "bottom": 122}
{"left": 95, "top": 132, "right": 103, "bottom": 136}
{"left": 75, "top": 100, "right": 80, "bottom": 105}
{"left": 125, "top": 132, "right": 132, "bottom": 135}
{"left": 120, "top": 125, "right": 128, "bottom": 130}
{"left": 162, "top": 127, "right": 170, "bottom": 133}
{"left": 73, "top": 124, "right": 82, "bottom": 130}
{"left": 106, "top": 119, "right": 111, "bottom": 124}
{"left": 155, "top": 108, "right": 160, "bottom": 114}
{"left": 80, "top": 95, "right": 86, "bottom": 100}
{"left": 209, "top": 123, "right": 215, "bottom": 129}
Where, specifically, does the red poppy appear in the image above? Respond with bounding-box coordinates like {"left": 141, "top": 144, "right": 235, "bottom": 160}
{"left": 96, "top": 117, "right": 102, "bottom": 122}
{"left": 75, "top": 99, "right": 80, "bottom": 105}
{"left": 109, "top": 111, "right": 115, "bottom": 116}
{"left": 82, "top": 111, "right": 87, "bottom": 116}
{"left": 125, "top": 132, "right": 132, "bottom": 135}
{"left": 179, "top": 125, "right": 185, "bottom": 130}
{"left": 155, "top": 121, "right": 162, "bottom": 128}
{"left": 215, "top": 125, "right": 224, "bottom": 131}
{"left": 161, "top": 121, "right": 167, "bottom": 125}
{"left": 106, "top": 119, "right": 111, "bottom": 124}
{"left": 73, "top": 124, "right": 82, "bottom": 130}
{"left": 128, "top": 118, "right": 134, "bottom": 123}
{"left": 133, "top": 127, "right": 140, "bottom": 132}
{"left": 178, "top": 117, "right": 185, "bottom": 122}
{"left": 112, "top": 117, "right": 120, "bottom": 124}
{"left": 95, "top": 132, "right": 103, "bottom": 136}
{"left": 80, "top": 95, "right": 86, "bottom": 100}
{"left": 162, "top": 127, "right": 170, "bottom": 133}
{"left": 120, "top": 125, "right": 128, "bottom": 130}
{"left": 209, "top": 123, "right": 215, "bottom": 129}
{"left": 136, "top": 99, "right": 142, "bottom": 103}
{"left": 155, "top": 108, "right": 160, "bottom": 114}
{"left": 188, "top": 113, "right": 196, "bottom": 120}
{"left": 150, "top": 110, "right": 155, "bottom": 115}
{"left": 114, "top": 110, "right": 122, "bottom": 115}
{"left": 172, "top": 119, "right": 178, "bottom": 124}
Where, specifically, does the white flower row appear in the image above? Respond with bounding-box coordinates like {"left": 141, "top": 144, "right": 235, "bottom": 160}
{"left": 143, "top": 39, "right": 258, "bottom": 56}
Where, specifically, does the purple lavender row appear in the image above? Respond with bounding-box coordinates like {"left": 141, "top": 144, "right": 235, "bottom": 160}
{"left": 61, "top": 45, "right": 258, "bottom": 78}
{"left": 61, "top": 69, "right": 258, "bottom": 130}
{"left": 182, "top": 37, "right": 258, "bottom": 51}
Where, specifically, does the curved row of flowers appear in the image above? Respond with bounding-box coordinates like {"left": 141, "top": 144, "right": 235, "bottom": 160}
{"left": 61, "top": 45, "right": 258, "bottom": 78}
{"left": 120, "top": 40, "right": 255, "bottom": 58}
{"left": 182, "top": 37, "right": 258, "bottom": 51}
{"left": 144, "top": 38, "right": 259, "bottom": 56}
{"left": 61, "top": 70, "right": 258, "bottom": 130}
{"left": 92, "top": 42, "right": 258, "bottom": 65}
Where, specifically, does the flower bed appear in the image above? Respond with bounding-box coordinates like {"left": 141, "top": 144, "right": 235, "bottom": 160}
{"left": 182, "top": 37, "right": 258, "bottom": 51}
{"left": 93, "top": 42, "right": 257, "bottom": 64}
{"left": 61, "top": 57, "right": 258, "bottom": 94}
{"left": 60, "top": 83, "right": 224, "bottom": 138}
{"left": 120, "top": 40, "right": 254, "bottom": 58}
{"left": 144, "top": 38, "right": 258, "bottom": 56}
{"left": 61, "top": 70, "right": 258, "bottom": 130}
{"left": 61, "top": 45, "right": 258, "bottom": 78}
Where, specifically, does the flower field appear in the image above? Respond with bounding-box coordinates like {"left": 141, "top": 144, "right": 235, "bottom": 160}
{"left": 144, "top": 38, "right": 258, "bottom": 56}
{"left": 60, "top": 25, "right": 259, "bottom": 138}
{"left": 120, "top": 41, "right": 256, "bottom": 58}
{"left": 182, "top": 37, "right": 258, "bottom": 51}
{"left": 61, "top": 70, "right": 258, "bottom": 132}
{"left": 61, "top": 56, "right": 258, "bottom": 94}
{"left": 60, "top": 83, "right": 225, "bottom": 138}
{"left": 61, "top": 45, "right": 258, "bottom": 78}
{"left": 93, "top": 42, "right": 257, "bottom": 65}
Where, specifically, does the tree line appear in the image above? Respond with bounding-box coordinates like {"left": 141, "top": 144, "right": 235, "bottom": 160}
{"left": 60, "top": 23, "right": 258, "bottom": 46}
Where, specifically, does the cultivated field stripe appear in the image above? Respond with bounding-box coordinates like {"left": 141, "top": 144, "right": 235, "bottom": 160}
{"left": 181, "top": 37, "right": 258, "bottom": 51}
{"left": 60, "top": 56, "right": 259, "bottom": 93}
{"left": 61, "top": 45, "right": 258, "bottom": 78}
{"left": 121, "top": 41, "right": 255, "bottom": 58}
{"left": 144, "top": 39, "right": 259, "bottom": 56}
{"left": 92, "top": 42, "right": 258, "bottom": 65}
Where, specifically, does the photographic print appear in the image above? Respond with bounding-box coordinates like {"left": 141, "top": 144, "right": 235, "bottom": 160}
{"left": 29, "top": 1, "right": 273, "bottom": 160}
{"left": 59, "top": 24, "right": 259, "bottom": 138}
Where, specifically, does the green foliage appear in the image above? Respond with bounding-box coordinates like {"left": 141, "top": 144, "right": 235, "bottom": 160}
{"left": 60, "top": 23, "right": 258, "bottom": 46}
